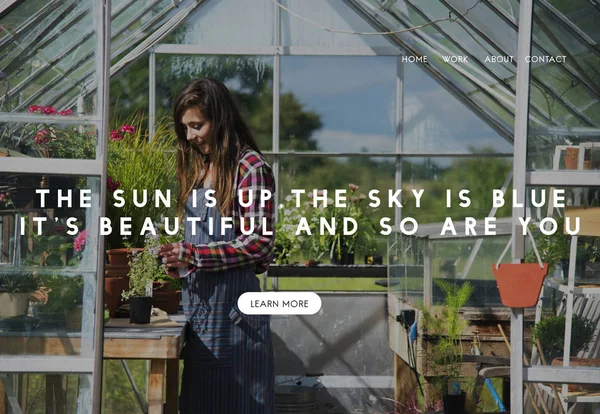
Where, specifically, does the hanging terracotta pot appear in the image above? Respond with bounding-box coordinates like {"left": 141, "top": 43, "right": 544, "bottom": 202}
{"left": 492, "top": 263, "right": 549, "bottom": 308}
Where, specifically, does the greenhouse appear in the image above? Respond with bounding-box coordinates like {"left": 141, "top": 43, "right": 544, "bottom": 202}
{"left": 0, "top": 0, "right": 599, "bottom": 413}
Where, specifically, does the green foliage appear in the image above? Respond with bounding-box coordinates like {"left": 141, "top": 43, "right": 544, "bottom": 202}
{"left": 311, "top": 184, "right": 378, "bottom": 261}
{"left": 39, "top": 274, "right": 83, "bottom": 313}
{"left": 0, "top": 272, "right": 40, "bottom": 293}
{"left": 420, "top": 280, "right": 474, "bottom": 398}
{"left": 122, "top": 234, "right": 164, "bottom": 300}
{"left": 525, "top": 217, "right": 599, "bottom": 269}
{"left": 533, "top": 314, "right": 596, "bottom": 361}
{"left": 274, "top": 194, "right": 311, "bottom": 264}
{"left": 106, "top": 116, "right": 178, "bottom": 248}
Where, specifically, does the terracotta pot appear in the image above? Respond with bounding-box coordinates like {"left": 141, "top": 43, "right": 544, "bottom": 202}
{"left": 565, "top": 147, "right": 579, "bottom": 170}
{"left": 105, "top": 265, "right": 131, "bottom": 279}
{"left": 106, "top": 248, "right": 143, "bottom": 266}
{"left": 551, "top": 358, "right": 600, "bottom": 391}
{"left": 104, "top": 277, "right": 127, "bottom": 318}
{"left": 152, "top": 290, "right": 182, "bottom": 314}
{"left": 492, "top": 263, "right": 549, "bottom": 308}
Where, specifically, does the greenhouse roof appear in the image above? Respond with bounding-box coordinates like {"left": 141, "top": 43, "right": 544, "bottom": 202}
{"left": 1, "top": 0, "right": 599, "bottom": 145}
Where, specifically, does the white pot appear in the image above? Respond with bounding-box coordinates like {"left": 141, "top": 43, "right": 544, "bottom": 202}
{"left": 0, "top": 292, "right": 30, "bottom": 319}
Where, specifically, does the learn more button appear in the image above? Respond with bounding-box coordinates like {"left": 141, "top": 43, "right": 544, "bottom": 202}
{"left": 238, "top": 292, "right": 321, "bottom": 315}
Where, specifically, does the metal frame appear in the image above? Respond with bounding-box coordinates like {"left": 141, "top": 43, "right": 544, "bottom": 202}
{"left": 510, "top": 0, "right": 535, "bottom": 411}
{"left": 0, "top": 1, "right": 110, "bottom": 413}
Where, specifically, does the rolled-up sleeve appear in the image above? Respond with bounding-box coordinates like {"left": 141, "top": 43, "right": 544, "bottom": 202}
{"left": 178, "top": 161, "right": 275, "bottom": 273}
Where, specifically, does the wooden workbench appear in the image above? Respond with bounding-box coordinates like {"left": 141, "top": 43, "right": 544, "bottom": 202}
{"left": 0, "top": 315, "right": 186, "bottom": 414}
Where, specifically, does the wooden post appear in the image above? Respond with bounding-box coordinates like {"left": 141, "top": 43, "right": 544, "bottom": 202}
{"left": 148, "top": 360, "right": 165, "bottom": 414}
{"left": 0, "top": 378, "right": 6, "bottom": 414}
{"left": 165, "top": 359, "right": 179, "bottom": 414}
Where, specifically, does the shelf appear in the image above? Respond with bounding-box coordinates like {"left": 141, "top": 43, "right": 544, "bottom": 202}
{"left": 538, "top": 384, "right": 600, "bottom": 403}
{"left": 544, "top": 277, "right": 600, "bottom": 294}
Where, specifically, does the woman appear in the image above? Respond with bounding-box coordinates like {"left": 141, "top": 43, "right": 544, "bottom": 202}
{"left": 159, "top": 78, "right": 275, "bottom": 414}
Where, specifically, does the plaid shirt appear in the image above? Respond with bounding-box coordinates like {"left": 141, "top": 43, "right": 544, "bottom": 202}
{"left": 178, "top": 147, "right": 275, "bottom": 274}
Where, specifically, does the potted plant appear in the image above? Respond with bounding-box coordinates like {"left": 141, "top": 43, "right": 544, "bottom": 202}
{"left": 525, "top": 217, "right": 588, "bottom": 280}
{"left": 274, "top": 194, "right": 310, "bottom": 265}
{"left": 533, "top": 314, "right": 595, "bottom": 361}
{"left": 0, "top": 272, "right": 40, "bottom": 319}
{"left": 311, "top": 184, "right": 377, "bottom": 265}
{"left": 150, "top": 223, "right": 183, "bottom": 314}
{"left": 105, "top": 117, "right": 177, "bottom": 250}
{"left": 121, "top": 233, "right": 162, "bottom": 324}
{"left": 534, "top": 314, "right": 599, "bottom": 390}
{"left": 420, "top": 280, "right": 474, "bottom": 414}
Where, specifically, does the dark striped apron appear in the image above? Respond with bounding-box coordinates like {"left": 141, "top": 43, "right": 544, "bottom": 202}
{"left": 179, "top": 187, "right": 275, "bottom": 414}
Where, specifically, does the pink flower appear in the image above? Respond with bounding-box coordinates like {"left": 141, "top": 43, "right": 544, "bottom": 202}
{"left": 349, "top": 183, "right": 359, "bottom": 192}
{"left": 74, "top": 230, "right": 87, "bottom": 252}
{"left": 28, "top": 105, "right": 43, "bottom": 113}
{"left": 110, "top": 130, "right": 123, "bottom": 141}
{"left": 42, "top": 106, "right": 57, "bottom": 115}
{"left": 34, "top": 129, "right": 50, "bottom": 144}
{"left": 107, "top": 177, "right": 121, "bottom": 192}
{"left": 119, "top": 124, "right": 135, "bottom": 134}
{"left": 59, "top": 109, "right": 72, "bottom": 116}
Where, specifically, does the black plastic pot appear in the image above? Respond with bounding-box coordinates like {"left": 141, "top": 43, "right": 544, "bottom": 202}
{"left": 443, "top": 392, "right": 466, "bottom": 414}
{"left": 129, "top": 296, "right": 152, "bottom": 324}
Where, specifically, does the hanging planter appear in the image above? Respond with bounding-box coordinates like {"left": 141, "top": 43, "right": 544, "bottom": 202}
{"left": 492, "top": 263, "right": 549, "bottom": 308}
{"left": 492, "top": 229, "right": 549, "bottom": 308}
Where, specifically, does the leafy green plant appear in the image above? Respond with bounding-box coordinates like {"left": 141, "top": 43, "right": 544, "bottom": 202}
{"left": 526, "top": 217, "right": 599, "bottom": 271}
{"left": 533, "top": 314, "right": 596, "bottom": 361}
{"left": 121, "top": 233, "right": 164, "bottom": 300}
{"left": 39, "top": 274, "right": 83, "bottom": 313}
{"left": 106, "top": 115, "right": 178, "bottom": 249}
{"left": 310, "top": 184, "right": 377, "bottom": 261}
{"left": 0, "top": 273, "right": 40, "bottom": 293}
{"left": 274, "top": 194, "right": 311, "bottom": 264}
{"left": 420, "top": 280, "right": 474, "bottom": 400}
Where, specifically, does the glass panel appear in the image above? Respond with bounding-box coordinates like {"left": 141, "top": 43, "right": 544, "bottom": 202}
{"left": 0, "top": 0, "right": 96, "bottom": 114}
{"left": 545, "top": 0, "right": 600, "bottom": 43}
{"left": 280, "top": 0, "right": 393, "bottom": 49}
{"left": 404, "top": 64, "right": 513, "bottom": 153}
{"left": 112, "top": 0, "right": 174, "bottom": 48}
{"left": 155, "top": 55, "right": 273, "bottom": 150}
{"left": 388, "top": 232, "right": 425, "bottom": 304}
{"left": 442, "top": 0, "right": 519, "bottom": 57}
{"left": 431, "top": 236, "right": 509, "bottom": 306}
{"left": 527, "top": 136, "right": 600, "bottom": 170}
{"left": 400, "top": 156, "right": 513, "bottom": 224}
{"left": 277, "top": 155, "right": 393, "bottom": 263}
{"left": 355, "top": 0, "right": 515, "bottom": 133}
{"left": 0, "top": 173, "right": 100, "bottom": 356}
{"left": 1, "top": 373, "right": 92, "bottom": 413}
{"left": 280, "top": 56, "right": 397, "bottom": 152}
{"left": 169, "top": 0, "right": 274, "bottom": 46}
{"left": 404, "top": 1, "right": 516, "bottom": 80}
{"left": 526, "top": 2, "right": 600, "bottom": 143}
{"left": 0, "top": 121, "right": 98, "bottom": 160}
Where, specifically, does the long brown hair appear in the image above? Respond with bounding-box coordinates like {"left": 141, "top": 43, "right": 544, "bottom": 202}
{"left": 173, "top": 78, "right": 262, "bottom": 219}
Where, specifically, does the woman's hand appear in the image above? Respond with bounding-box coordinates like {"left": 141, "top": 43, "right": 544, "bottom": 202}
{"left": 159, "top": 243, "right": 189, "bottom": 269}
